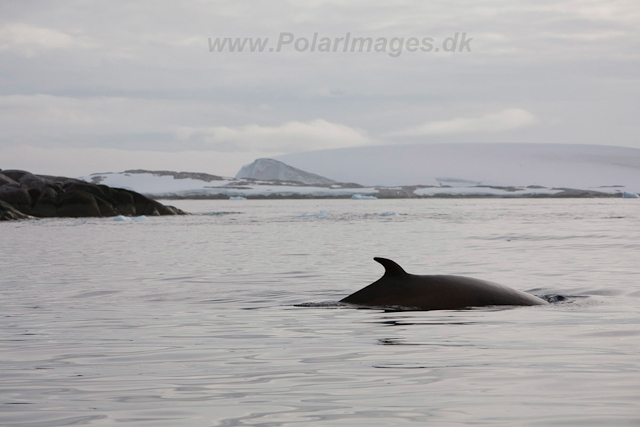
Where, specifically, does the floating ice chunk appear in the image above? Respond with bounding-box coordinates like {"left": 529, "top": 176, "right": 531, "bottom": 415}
{"left": 351, "top": 194, "right": 378, "bottom": 200}
{"left": 301, "top": 211, "right": 327, "bottom": 217}
{"left": 229, "top": 196, "right": 247, "bottom": 200}
{"left": 622, "top": 191, "right": 639, "bottom": 198}
{"left": 114, "top": 215, "right": 149, "bottom": 221}
{"left": 379, "top": 211, "right": 397, "bottom": 216}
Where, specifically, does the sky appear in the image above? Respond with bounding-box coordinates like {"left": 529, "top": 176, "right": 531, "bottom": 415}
{"left": 0, "top": 0, "right": 638, "bottom": 177}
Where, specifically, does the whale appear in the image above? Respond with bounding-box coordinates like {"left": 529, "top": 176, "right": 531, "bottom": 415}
{"left": 340, "top": 258, "right": 548, "bottom": 310}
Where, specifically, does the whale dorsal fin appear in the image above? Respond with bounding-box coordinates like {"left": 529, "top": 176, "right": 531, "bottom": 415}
{"left": 374, "top": 257, "right": 407, "bottom": 277}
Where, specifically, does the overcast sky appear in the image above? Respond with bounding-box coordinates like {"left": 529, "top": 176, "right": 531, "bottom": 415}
{"left": 1, "top": 0, "right": 638, "bottom": 176}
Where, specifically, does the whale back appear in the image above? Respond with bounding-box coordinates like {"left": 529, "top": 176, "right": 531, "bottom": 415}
{"left": 340, "top": 257, "right": 548, "bottom": 310}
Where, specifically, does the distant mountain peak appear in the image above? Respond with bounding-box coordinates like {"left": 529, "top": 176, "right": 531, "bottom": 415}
{"left": 235, "top": 158, "right": 336, "bottom": 185}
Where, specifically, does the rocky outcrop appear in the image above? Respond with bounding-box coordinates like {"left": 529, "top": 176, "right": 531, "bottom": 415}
{"left": 0, "top": 200, "right": 35, "bottom": 221}
{"left": 236, "top": 158, "right": 336, "bottom": 185}
{"left": 0, "top": 169, "right": 187, "bottom": 221}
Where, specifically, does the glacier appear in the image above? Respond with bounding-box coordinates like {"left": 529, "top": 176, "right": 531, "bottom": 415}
{"left": 276, "top": 143, "right": 640, "bottom": 193}
{"left": 81, "top": 144, "right": 640, "bottom": 198}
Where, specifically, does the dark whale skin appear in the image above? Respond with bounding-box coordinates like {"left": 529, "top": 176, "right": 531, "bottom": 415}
{"left": 340, "top": 258, "right": 548, "bottom": 311}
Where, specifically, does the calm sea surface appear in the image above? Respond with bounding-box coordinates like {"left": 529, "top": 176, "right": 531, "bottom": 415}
{"left": 1, "top": 199, "right": 640, "bottom": 426}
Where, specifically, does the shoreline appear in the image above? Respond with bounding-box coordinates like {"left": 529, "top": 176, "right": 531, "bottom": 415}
{"left": 151, "top": 190, "right": 624, "bottom": 200}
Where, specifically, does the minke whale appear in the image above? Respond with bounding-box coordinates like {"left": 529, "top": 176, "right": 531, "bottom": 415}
{"left": 340, "top": 258, "right": 548, "bottom": 311}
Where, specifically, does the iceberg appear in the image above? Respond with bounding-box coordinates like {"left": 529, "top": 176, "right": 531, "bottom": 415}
{"left": 300, "top": 211, "right": 327, "bottom": 217}
{"left": 352, "top": 194, "right": 378, "bottom": 200}
{"left": 378, "top": 211, "right": 397, "bottom": 216}
{"left": 622, "top": 192, "right": 639, "bottom": 198}
{"left": 229, "top": 196, "right": 247, "bottom": 200}
{"left": 114, "top": 215, "right": 149, "bottom": 221}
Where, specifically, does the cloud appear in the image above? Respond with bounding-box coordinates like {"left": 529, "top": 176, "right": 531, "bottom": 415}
{"left": 0, "top": 95, "right": 175, "bottom": 147}
{"left": 0, "top": 0, "right": 639, "bottom": 177}
{"left": 0, "top": 95, "right": 371, "bottom": 154}
{"left": 0, "top": 145, "right": 267, "bottom": 177}
{"left": 0, "top": 23, "right": 92, "bottom": 55}
{"left": 175, "top": 119, "right": 372, "bottom": 152}
{"left": 387, "top": 109, "right": 539, "bottom": 137}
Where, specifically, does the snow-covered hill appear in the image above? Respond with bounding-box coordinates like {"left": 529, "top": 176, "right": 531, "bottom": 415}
{"left": 276, "top": 143, "right": 640, "bottom": 192}
{"left": 81, "top": 169, "right": 372, "bottom": 199}
{"left": 236, "top": 158, "right": 335, "bottom": 185}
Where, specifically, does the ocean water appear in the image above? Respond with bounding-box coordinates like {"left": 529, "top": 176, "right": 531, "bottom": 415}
{"left": 1, "top": 199, "right": 640, "bottom": 426}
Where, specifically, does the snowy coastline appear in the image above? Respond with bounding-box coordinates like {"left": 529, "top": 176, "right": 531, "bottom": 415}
{"left": 81, "top": 171, "right": 632, "bottom": 199}
{"left": 81, "top": 144, "right": 640, "bottom": 199}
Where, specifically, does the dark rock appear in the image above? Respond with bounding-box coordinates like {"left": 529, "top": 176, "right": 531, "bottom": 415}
{"left": 1, "top": 170, "right": 30, "bottom": 182}
{"left": 19, "top": 172, "right": 51, "bottom": 191}
{"left": 57, "top": 190, "right": 102, "bottom": 217}
{"left": 0, "top": 169, "right": 188, "bottom": 220}
{"left": 0, "top": 173, "right": 20, "bottom": 187}
{"left": 110, "top": 190, "right": 136, "bottom": 216}
{"left": 27, "top": 188, "right": 42, "bottom": 203}
{"left": 0, "top": 186, "right": 32, "bottom": 212}
{"left": 31, "top": 187, "right": 60, "bottom": 217}
{"left": 0, "top": 200, "right": 35, "bottom": 221}
{"left": 129, "top": 190, "right": 161, "bottom": 216}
